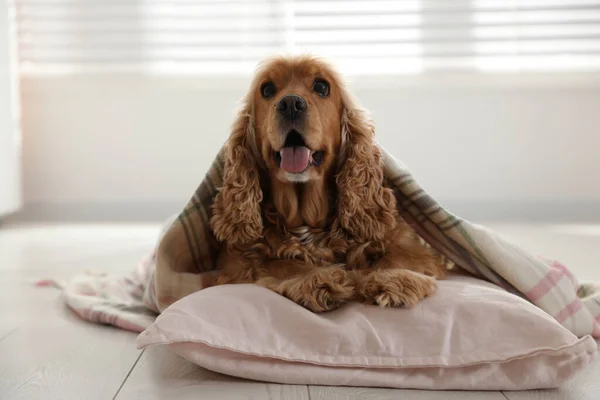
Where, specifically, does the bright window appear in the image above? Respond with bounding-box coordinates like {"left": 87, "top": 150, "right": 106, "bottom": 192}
{"left": 12, "top": 0, "right": 600, "bottom": 75}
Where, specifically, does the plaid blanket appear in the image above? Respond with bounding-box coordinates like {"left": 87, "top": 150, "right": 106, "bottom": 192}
{"left": 43, "top": 146, "right": 600, "bottom": 338}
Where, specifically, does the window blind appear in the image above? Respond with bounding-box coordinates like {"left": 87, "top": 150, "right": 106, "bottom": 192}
{"left": 11, "top": 0, "right": 600, "bottom": 74}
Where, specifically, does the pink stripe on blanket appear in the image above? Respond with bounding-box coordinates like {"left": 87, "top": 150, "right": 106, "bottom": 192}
{"left": 593, "top": 315, "right": 600, "bottom": 336}
{"left": 525, "top": 268, "right": 566, "bottom": 302}
{"left": 593, "top": 322, "right": 600, "bottom": 338}
{"left": 112, "top": 316, "right": 146, "bottom": 333}
{"left": 554, "top": 300, "right": 584, "bottom": 324}
{"left": 71, "top": 306, "right": 146, "bottom": 333}
{"left": 591, "top": 314, "right": 600, "bottom": 337}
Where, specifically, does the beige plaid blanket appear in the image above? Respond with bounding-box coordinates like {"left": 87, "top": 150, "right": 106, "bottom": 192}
{"left": 44, "top": 146, "right": 600, "bottom": 338}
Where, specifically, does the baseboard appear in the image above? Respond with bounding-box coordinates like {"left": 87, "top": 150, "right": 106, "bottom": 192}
{"left": 440, "top": 200, "right": 600, "bottom": 223}
{"left": 6, "top": 200, "right": 600, "bottom": 223}
{"left": 8, "top": 202, "right": 182, "bottom": 223}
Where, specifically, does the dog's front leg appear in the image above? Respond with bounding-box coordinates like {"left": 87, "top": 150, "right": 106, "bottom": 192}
{"left": 351, "top": 243, "right": 444, "bottom": 308}
{"left": 256, "top": 263, "right": 355, "bottom": 313}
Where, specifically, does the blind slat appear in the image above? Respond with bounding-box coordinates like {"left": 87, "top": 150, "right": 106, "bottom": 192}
{"left": 20, "top": 39, "right": 600, "bottom": 54}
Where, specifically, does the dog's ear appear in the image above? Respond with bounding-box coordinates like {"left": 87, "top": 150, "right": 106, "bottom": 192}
{"left": 211, "top": 98, "right": 263, "bottom": 245}
{"left": 336, "top": 98, "right": 397, "bottom": 242}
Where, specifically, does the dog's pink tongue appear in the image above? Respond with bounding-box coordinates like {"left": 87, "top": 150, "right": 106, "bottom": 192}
{"left": 280, "top": 146, "right": 310, "bottom": 173}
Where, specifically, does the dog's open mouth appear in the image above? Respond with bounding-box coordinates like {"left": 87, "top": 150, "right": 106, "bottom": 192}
{"left": 274, "top": 130, "right": 323, "bottom": 173}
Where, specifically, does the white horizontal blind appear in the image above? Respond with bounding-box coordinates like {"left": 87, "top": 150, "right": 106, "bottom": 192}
{"left": 12, "top": 0, "right": 600, "bottom": 74}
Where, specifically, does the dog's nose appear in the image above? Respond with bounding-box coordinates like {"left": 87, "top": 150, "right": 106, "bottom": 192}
{"left": 276, "top": 95, "right": 307, "bottom": 121}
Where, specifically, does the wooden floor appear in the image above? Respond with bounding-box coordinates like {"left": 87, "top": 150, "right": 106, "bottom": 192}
{"left": 0, "top": 222, "right": 599, "bottom": 400}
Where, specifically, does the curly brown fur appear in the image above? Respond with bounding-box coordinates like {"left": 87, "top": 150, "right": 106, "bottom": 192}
{"left": 210, "top": 55, "right": 447, "bottom": 312}
{"left": 211, "top": 103, "right": 263, "bottom": 245}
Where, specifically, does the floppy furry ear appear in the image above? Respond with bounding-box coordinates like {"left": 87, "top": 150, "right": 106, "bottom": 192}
{"left": 211, "top": 100, "right": 263, "bottom": 245}
{"left": 336, "top": 104, "right": 397, "bottom": 242}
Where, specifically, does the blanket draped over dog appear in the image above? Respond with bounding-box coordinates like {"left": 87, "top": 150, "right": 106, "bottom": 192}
{"left": 48, "top": 146, "right": 600, "bottom": 338}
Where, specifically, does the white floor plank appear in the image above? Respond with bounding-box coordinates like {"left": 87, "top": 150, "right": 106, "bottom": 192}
{"left": 0, "top": 292, "right": 142, "bottom": 400}
{"left": 0, "top": 281, "right": 48, "bottom": 340}
{"left": 0, "top": 223, "right": 161, "bottom": 275}
{"left": 115, "top": 346, "right": 310, "bottom": 400}
{"left": 0, "top": 223, "right": 158, "bottom": 399}
{"left": 309, "top": 386, "right": 507, "bottom": 400}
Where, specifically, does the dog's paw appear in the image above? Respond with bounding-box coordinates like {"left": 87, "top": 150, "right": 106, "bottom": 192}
{"left": 281, "top": 266, "right": 355, "bottom": 312}
{"left": 359, "top": 269, "right": 437, "bottom": 308}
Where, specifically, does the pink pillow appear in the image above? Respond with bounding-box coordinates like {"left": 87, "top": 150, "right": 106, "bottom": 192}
{"left": 137, "top": 275, "right": 598, "bottom": 390}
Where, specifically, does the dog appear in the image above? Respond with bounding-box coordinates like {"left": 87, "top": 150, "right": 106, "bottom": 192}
{"left": 210, "top": 55, "right": 447, "bottom": 312}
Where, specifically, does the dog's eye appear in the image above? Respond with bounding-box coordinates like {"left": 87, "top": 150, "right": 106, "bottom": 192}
{"left": 313, "top": 79, "right": 330, "bottom": 97}
{"left": 261, "top": 82, "right": 276, "bottom": 99}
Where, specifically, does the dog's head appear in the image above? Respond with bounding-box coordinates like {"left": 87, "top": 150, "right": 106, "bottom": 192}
{"left": 252, "top": 56, "right": 343, "bottom": 183}
{"left": 211, "top": 55, "right": 397, "bottom": 244}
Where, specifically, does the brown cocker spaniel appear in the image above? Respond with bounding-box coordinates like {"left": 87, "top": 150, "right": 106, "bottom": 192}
{"left": 210, "top": 55, "right": 446, "bottom": 312}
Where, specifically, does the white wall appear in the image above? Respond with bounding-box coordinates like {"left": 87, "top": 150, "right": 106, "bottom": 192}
{"left": 18, "top": 73, "right": 600, "bottom": 222}
{"left": 0, "top": 4, "right": 21, "bottom": 217}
